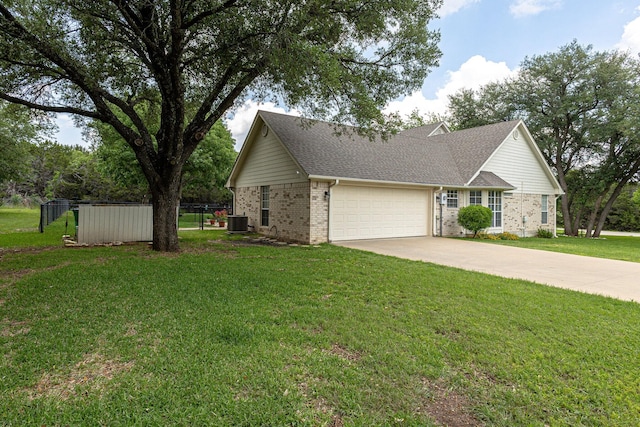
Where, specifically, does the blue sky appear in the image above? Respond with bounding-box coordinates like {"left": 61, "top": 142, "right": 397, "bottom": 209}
{"left": 54, "top": 0, "right": 640, "bottom": 150}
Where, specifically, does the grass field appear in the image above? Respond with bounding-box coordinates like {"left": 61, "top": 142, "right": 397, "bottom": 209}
{"left": 474, "top": 234, "right": 640, "bottom": 263}
{"left": 0, "top": 208, "right": 70, "bottom": 248}
{"left": 2, "top": 209, "right": 640, "bottom": 425}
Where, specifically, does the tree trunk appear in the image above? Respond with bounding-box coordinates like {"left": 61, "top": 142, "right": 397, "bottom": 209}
{"left": 585, "top": 194, "right": 604, "bottom": 238}
{"left": 560, "top": 193, "right": 576, "bottom": 236}
{"left": 556, "top": 165, "right": 577, "bottom": 236}
{"left": 150, "top": 176, "right": 182, "bottom": 252}
{"left": 571, "top": 205, "right": 584, "bottom": 237}
{"left": 593, "top": 183, "right": 627, "bottom": 237}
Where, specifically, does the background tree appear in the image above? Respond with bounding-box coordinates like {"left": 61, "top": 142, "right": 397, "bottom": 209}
{"left": 604, "top": 185, "right": 640, "bottom": 232}
{"left": 22, "top": 141, "right": 78, "bottom": 199}
{"left": 447, "top": 42, "right": 640, "bottom": 237}
{"left": 180, "top": 121, "right": 236, "bottom": 203}
{"left": 45, "top": 149, "right": 118, "bottom": 201}
{"left": 0, "top": 101, "right": 50, "bottom": 190}
{"left": 0, "top": 0, "right": 442, "bottom": 251}
{"left": 92, "top": 112, "right": 236, "bottom": 204}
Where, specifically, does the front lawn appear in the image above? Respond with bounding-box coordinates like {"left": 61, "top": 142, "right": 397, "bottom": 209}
{"left": 1, "top": 230, "right": 639, "bottom": 425}
{"left": 473, "top": 234, "right": 640, "bottom": 263}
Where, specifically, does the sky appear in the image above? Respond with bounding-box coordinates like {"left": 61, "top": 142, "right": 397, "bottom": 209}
{"left": 53, "top": 0, "right": 640, "bottom": 151}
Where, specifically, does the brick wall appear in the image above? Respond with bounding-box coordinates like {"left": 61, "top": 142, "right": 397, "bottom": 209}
{"left": 438, "top": 205, "right": 464, "bottom": 236}
{"left": 437, "top": 191, "right": 556, "bottom": 237}
{"left": 234, "top": 181, "right": 330, "bottom": 244}
{"left": 503, "top": 193, "right": 556, "bottom": 237}
{"left": 309, "top": 181, "right": 329, "bottom": 244}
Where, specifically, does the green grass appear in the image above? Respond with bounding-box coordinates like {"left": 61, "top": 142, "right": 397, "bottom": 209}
{"left": 473, "top": 234, "right": 640, "bottom": 263}
{"left": 1, "top": 226, "right": 640, "bottom": 425}
{"left": 0, "top": 207, "right": 41, "bottom": 233}
{"left": 178, "top": 210, "right": 210, "bottom": 228}
{"left": 0, "top": 207, "right": 70, "bottom": 248}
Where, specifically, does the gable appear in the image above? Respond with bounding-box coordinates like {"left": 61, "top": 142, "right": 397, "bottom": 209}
{"left": 233, "top": 118, "right": 308, "bottom": 187}
{"left": 481, "top": 124, "right": 560, "bottom": 194}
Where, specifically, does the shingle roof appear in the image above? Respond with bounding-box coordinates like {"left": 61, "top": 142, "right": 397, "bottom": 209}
{"left": 258, "top": 110, "right": 520, "bottom": 188}
{"left": 468, "top": 171, "right": 516, "bottom": 189}
{"left": 397, "top": 122, "right": 448, "bottom": 138}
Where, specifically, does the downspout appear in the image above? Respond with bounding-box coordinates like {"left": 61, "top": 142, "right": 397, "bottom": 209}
{"left": 437, "top": 186, "right": 443, "bottom": 237}
{"left": 327, "top": 179, "right": 339, "bottom": 242}
{"left": 521, "top": 181, "right": 525, "bottom": 238}
{"left": 553, "top": 195, "right": 558, "bottom": 237}
{"left": 229, "top": 187, "right": 236, "bottom": 215}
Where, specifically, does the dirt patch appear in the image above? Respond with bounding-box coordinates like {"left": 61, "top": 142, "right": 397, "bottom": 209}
{"left": 297, "top": 380, "right": 343, "bottom": 425}
{"left": 1, "top": 262, "right": 72, "bottom": 285}
{"left": 0, "top": 319, "right": 30, "bottom": 337}
{"left": 26, "top": 353, "right": 134, "bottom": 400}
{"left": 326, "top": 343, "right": 361, "bottom": 362}
{"left": 420, "top": 378, "right": 482, "bottom": 427}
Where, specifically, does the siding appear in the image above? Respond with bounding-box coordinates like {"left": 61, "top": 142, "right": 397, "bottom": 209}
{"left": 77, "top": 205, "right": 153, "bottom": 244}
{"left": 235, "top": 129, "right": 308, "bottom": 187}
{"left": 482, "top": 126, "right": 557, "bottom": 194}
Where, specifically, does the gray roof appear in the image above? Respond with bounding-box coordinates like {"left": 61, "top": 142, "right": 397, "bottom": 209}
{"left": 258, "top": 110, "right": 519, "bottom": 188}
{"left": 397, "top": 122, "right": 448, "bottom": 139}
{"left": 468, "top": 171, "right": 516, "bottom": 189}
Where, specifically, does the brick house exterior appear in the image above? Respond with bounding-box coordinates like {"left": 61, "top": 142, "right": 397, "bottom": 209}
{"left": 227, "top": 111, "right": 563, "bottom": 244}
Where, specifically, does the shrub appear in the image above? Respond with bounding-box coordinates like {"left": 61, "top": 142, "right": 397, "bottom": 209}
{"left": 498, "top": 232, "right": 519, "bottom": 240}
{"left": 536, "top": 228, "right": 554, "bottom": 238}
{"left": 477, "top": 232, "right": 499, "bottom": 240}
{"left": 9, "top": 194, "right": 24, "bottom": 207}
{"left": 457, "top": 205, "right": 493, "bottom": 238}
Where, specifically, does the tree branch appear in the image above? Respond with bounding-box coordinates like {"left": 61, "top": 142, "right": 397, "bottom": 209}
{"left": 182, "top": 0, "right": 238, "bottom": 29}
{"left": 0, "top": 93, "right": 100, "bottom": 118}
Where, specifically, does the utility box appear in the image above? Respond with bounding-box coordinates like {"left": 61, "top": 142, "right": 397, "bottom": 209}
{"left": 227, "top": 215, "right": 248, "bottom": 233}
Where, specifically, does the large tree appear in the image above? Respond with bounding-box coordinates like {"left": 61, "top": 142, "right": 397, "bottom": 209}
{"left": 0, "top": 101, "right": 50, "bottom": 187}
{"left": 0, "top": 0, "right": 441, "bottom": 251}
{"left": 447, "top": 42, "right": 640, "bottom": 237}
{"left": 90, "top": 100, "right": 236, "bottom": 203}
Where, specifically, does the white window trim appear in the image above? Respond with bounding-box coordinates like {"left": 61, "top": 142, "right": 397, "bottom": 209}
{"left": 447, "top": 190, "right": 458, "bottom": 208}
{"left": 541, "top": 195, "right": 549, "bottom": 225}
{"left": 488, "top": 191, "right": 502, "bottom": 229}
{"left": 261, "top": 185, "right": 270, "bottom": 227}
{"left": 469, "top": 190, "right": 482, "bottom": 206}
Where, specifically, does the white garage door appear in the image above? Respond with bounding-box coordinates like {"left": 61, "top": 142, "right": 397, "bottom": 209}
{"left": 329, "top": 185, "right": 429, "bottom": 241}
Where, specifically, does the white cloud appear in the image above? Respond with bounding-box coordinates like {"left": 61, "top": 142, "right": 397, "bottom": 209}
{"left": 509, "top": 0, "right": 561, "bottom": 18}
{"left": 224, "top": 100, "right": 300, "bottom": 151}
{"left": 438, "top": 0, "right": 481, "bottom": 17}
{"left": 616, "top": 14, "right": 640, "bottom": 54}
{"left": 384, "top": 55, "right": 517, "bottom": 119}
{"left": 54, "top": 113, "right": 88, "bottom": 148}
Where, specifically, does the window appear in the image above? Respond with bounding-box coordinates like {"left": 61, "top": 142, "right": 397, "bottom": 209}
{"left": 446, "top": 190, "right": 458, "bottom": 208}
{"left": 541, "top": 195, "right": 548, "bottom": 224}
{"left": 469, "top": 191, "right": 482, "bottom": 206}
{"left": 261, "top": 185, "right": 270, "bottom": 227}
{"left": 488, "top": 191, "right": 502, "bottom": 227}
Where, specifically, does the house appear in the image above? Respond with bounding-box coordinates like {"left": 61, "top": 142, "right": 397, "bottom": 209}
{"left": 226, "top": 111, "right": 563, "bottom": 244}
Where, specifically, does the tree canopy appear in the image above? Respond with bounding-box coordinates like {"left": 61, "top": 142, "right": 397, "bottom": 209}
{"left": 0, "top": 0, "right": 442, "bottom": 251}
{"left": 447, "top": 41, "right": 640, "bottom": 237}
{"left": 0, "top": 101, "right": 51, "bottom": 185}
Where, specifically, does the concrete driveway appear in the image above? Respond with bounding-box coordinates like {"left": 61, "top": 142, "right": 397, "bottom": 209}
{"left": 334, "top": 237, "right": 640, "bottom": 303}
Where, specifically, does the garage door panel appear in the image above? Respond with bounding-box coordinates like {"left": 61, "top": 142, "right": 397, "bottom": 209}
{"left": 330, "top": 185, "right": 428, "bottom": 241}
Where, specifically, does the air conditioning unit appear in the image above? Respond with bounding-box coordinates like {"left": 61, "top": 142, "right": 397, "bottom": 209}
{"left": 227, "top": 215, "right": 248, "bottom": 233}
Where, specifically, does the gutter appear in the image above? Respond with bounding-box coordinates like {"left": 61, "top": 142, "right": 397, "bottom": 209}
{"left": 326, "top": 179, "right": 339, "bottom": 242}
